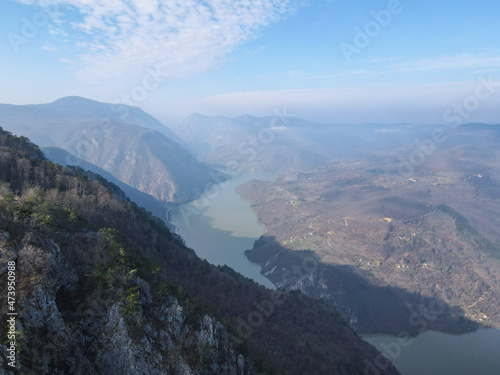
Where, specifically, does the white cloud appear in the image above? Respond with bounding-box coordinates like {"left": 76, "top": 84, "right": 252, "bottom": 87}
{"left": 363, "top": 56, "right": 404, "bottom": 64}
{"left": 42, "top": 44, "right": 57, "bottom": 51}
{"left": 18, "top": 0, "right": 304, "bottom": 84}
{"left": 59, "top": 57, "right": 75, "bottom": 64}
{"left": 287, "top": 69, "right": 385, "bottom": 80}
{"left": 473, "top": 68, "right": 499, "bottom": 74}
{"left": 393, "top": 54, "right": 500, "bottom": 73}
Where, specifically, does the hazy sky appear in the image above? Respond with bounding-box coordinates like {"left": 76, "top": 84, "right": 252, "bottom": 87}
{"left": 1, "top": 0, "right": 500, "bottom": 124}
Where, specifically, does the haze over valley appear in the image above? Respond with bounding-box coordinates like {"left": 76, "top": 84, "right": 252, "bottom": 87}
{"left": 2, "top": 96, "right": 500, "bottom": 375}
{"left": 2, "top": 0, "right": 500, "bottom": 374}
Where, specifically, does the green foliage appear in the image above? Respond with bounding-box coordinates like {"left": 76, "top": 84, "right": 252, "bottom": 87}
{"left": 0, "top": 127, "right": 46, "bottom": 161}
{"left": 94, "top": 230, "right": 138, "bottom": 285}
{"left": 120, "top": 286, "right": 143, "bottom": 328}
{"left": 3, "top": 327, "right": 25, "bottom": 359}
{"left": 154, "top": 280, "right": 178, "bottom": 299}
{"left": 12, "top": 198, "right": 36, "bottom": 222}
{"left": 5, "top": 191, "right": 86, "bottom": 236}
{"left": 0, "top": 127, "right": 389, "bottom": 375}
{"left": 97, "top": 228, "right": 159, "bottom": 281}
{"left": 93, "top": 228, "right": 210, "bottom": 331}
{"left": 92, "top": 229, "right": 145, "bottom": 330}
{"left": 33, "top": 203, "right": 86, "bottom": 232}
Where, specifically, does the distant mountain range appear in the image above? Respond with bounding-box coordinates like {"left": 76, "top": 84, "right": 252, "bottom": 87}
{"left": 171, "top": 113, "right": 440, "bottom": 172}
{"left": 42, "top": 146, "right": 172, "bottom": 225}
{"left": 0, "top": 97, "right": 226, "bottom": 204}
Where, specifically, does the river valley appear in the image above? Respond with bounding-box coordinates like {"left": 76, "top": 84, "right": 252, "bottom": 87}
{"left": 170, "top": 172, "right": 500, "bottom": 375}
{"left": 170, "top": 171, "right": 275, "bottom": 289}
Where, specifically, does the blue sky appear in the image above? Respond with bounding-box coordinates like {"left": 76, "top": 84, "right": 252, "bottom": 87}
{"left": 1, "top": 0, "right": 500, "bottom": 124}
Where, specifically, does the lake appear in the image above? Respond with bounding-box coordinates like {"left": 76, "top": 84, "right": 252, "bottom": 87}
{"left": 363, "top": 328, "right": 500, "bottom": 375}
{"left": 170, "top": 171, "right": 500, "bottom": 374}
{"left": 170, "top": 171, "right": 275, "bottom": 289}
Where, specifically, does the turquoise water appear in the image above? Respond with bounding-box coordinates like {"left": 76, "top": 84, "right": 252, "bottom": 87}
{"left": 363, "top": 328, "right": 500, "bottom": 375}
{"left": 170, "top": 171, "right": 275, "bottom": 289}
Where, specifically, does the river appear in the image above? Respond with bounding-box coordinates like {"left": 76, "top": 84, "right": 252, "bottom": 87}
{"left": 363, "top": 328, "right": 500, "bottom": 375}
{"left": 170, "top": 171, "right": 275, "bottom": 289}
{"left": 170, "top": 171, "right": 500, "bottom": 374}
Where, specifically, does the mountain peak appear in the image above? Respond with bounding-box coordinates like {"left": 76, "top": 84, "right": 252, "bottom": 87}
{"left": 51, "top": 96, "right": 101, "bottom": 106}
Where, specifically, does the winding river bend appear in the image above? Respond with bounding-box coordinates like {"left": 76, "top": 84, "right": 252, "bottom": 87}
{"left": 170, "top": 172, "right": 275, "bottom": 289}
{"left": 170, "top": 172, "right": 500, "bottom": 375}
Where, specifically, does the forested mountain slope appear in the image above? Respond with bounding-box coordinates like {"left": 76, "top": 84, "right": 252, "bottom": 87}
{"left": 239, "top": 124, "right": 500, "bottom": 335}
{"left": 0, "top": 97, "right": 225, "bottom": 203}
{"left": 0, "top": 128, "right": 400, "bottom": 375}
{"left": 42, "top": 146, "right": 172, "bottom": 227}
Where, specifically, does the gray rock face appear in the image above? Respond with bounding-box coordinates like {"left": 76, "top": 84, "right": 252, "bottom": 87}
{"left": 0, "top": 230, "right": 251, "bottom": 375}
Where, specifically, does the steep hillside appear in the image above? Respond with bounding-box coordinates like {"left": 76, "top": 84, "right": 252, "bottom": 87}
{"left": 0, "top": 97, "right": 226, "bottom": 203}
{"left": 0, "top": 128, "right": 400, "bottom": 375}
{"left": 238, "top": 124, "right": 500, "bottom": 335}
{"left": 42, "top": 146, "right": 172, "bottom": 226}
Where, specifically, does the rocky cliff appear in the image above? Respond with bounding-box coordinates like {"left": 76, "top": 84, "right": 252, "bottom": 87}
{"left": 0, "top": 230, "right": 248, "bottom": 375}
{"left": 0, "top": 128, "right": 400, "bottom": 375}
